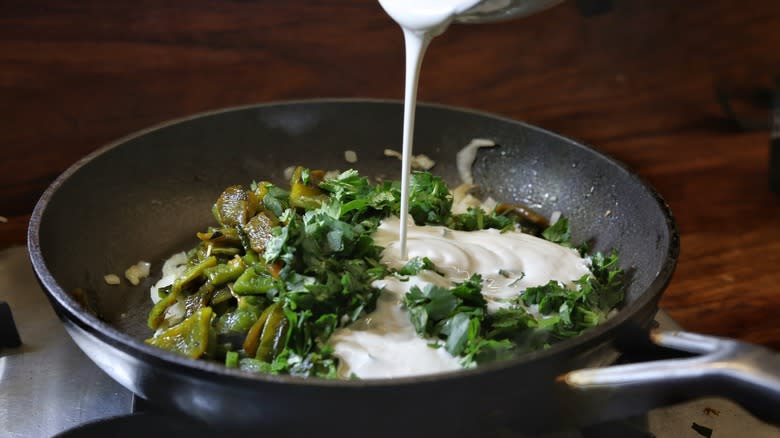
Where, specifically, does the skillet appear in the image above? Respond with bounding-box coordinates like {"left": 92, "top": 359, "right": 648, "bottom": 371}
{"left": 28, "top": 99, "right": 780, "bottom": 435}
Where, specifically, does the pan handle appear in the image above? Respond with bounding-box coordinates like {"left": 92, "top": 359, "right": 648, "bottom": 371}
{"left": 559, "top": 330, "right": 780, "bottom": 426}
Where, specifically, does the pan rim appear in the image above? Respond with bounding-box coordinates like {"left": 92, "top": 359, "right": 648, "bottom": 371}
{"left": 27, "top": 97, "right": 680, "bottom": 389}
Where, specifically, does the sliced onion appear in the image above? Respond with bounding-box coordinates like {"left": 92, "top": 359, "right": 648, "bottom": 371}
{"left": 456, "top": 138, "right": 495, "bottom": 184}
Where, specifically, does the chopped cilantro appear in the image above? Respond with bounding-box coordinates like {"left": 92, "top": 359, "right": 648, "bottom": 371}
{"left": 447, "top": 207, "right": 515, "bottom": 232}
{"left": 318, "top": 170, "right": 399, "bottom": 225}
{"left": 404, "top": 275, "right": 486, "bottom": 356}
{"left": 398, "top": 256, "right": 438, "bottom": 276}
{"left": 405, "top": 275, "right": 534, "bottom": 364}
{"left": 520, "top": 250, "right": 624, "bottom": 341}
{"left": 147, "top": 167, "right": 626, "bottom": 377}
{"left": 408, "top": 172, "right": 452, "bottom": 225}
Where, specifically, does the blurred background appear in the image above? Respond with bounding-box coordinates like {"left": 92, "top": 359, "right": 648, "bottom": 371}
{"left": 1, "top": 0, "right": 779, "bottom": 347}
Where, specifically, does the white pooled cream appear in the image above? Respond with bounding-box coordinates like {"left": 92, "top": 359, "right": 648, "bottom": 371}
{"left": 330, "top": 216, "right": 591, "bottom": 379}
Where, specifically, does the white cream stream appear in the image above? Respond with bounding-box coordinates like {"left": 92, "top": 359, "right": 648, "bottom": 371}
{"left": 330, "top": 217, "right": 591, "bottom": 379}
{"left": 378, "top": 0, "right": 485, "bottom": 259}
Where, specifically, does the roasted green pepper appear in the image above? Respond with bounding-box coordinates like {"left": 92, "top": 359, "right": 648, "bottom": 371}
{"left": 196, "top": 227, "right": 243, "bottom": 246}
{"left": 145, "top": 307, "right": 213, "bottom": 359}
{"left": 216, "top": 297, "right": 262, "bottom": 335}
{"left": 242, "top": 303, "right": 275, "bottom": 357}
{"left": 289, "top": 166, "right": 328, "bottom": 209}
{"left": 204, "top": 256, "right": 245, "bottom": 286}
{"left": 209, "top": 286, "right": 234, "bottom": 306}
{"left": 242, "top": 302, "right": 288, "bottom": 361}
{"left": 213, "top": 185, "right": 258, "bottom": 226}
{"left": 173, "top": 256, "right": 217, "bottom": 295}
{"left": 184, "top": 282, "right": 216, "bottom": 318}
{"left": 232, "top": 265, "right": 276, "bottom": 295}
{"left": 244, "top": 213, "right": 276, "bottom": 254}
{"left": 255, "top": 304, "right": 289, "bottom": 362}
{"left": 147, "top": 256, "right": 217, "bottom": 330}
{"left": 147, "top": 289, "right": 179, "bottom": 330}
{"left": 225, "top": 351, "right": 239, "bottom": 368}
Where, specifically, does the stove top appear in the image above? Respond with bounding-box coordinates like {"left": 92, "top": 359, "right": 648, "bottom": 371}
{"left": 2, "top": 246, "right": 777, "bottom": 437}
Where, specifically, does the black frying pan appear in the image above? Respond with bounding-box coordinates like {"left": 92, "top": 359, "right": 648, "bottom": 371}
{"left": 28, "top": 99, "right": 780, "bottom": 435}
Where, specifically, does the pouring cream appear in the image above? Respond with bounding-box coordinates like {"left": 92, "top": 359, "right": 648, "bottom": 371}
{"left": 377, "top": 0, "right": 485, "bottom": 259}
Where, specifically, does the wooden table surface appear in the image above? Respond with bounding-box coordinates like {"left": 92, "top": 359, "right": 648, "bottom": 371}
{"left": 2, "top": 0, "right": 779, "bottom": 349}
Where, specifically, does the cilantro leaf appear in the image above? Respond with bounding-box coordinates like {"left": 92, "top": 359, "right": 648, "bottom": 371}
{"left": 486, "top": 306, "right": 536, "bottom": 339}
{"left": 461, "top": 338, "right": 515, "bottom": 367}
{"left": 442, "top": 313, "right": 474, "bottom": 356}
{"left": 404, "top": 283, "right": 459, "bottom": 334}
{"left": 542, "top": 217, "right": 571, "bottom": 245}
{"left": 397, "top": 256, "right": 438, "bottom": 276}
{"left": 448, "top": 207, "right": 515, "bottom": 232}
{"left": 449, "top": 274, "right": 486, "bottom": 308}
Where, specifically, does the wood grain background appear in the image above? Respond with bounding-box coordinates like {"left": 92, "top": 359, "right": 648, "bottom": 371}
{"left": 1, "top": 0, "right": 779, "bottom": 348}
